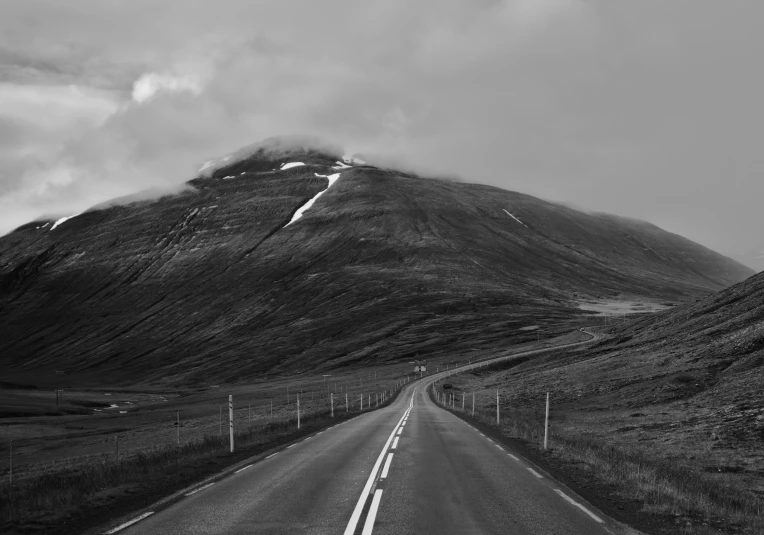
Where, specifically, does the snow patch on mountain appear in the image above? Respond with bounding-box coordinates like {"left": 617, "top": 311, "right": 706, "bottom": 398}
{"left": 50, "top": 212, "right": 84, "bottom": 231}
{"left": 280, "top": 162, "right": 305, "bottom": 170}
{"left": 503, "top": 209, "right": 528, "bottom": 227}
{"left": 284, "top": 173, "right": 341, "bottom": 228}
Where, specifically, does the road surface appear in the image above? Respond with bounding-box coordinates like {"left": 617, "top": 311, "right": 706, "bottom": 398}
{"left": 110, "top": 336, "right": 626, "bottom": 535}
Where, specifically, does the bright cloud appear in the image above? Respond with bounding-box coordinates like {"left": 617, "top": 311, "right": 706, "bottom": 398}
{"left": 132, "top": 73, "right": 204, "bottom": 103}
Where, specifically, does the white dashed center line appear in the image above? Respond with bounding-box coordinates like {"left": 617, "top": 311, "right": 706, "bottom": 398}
{"left": 343, "top": 390, "right": 414, "bottom": 535}
{"left": 392, "top": 437, "right": 400, "bottom": 449}
{"left": 381, "top": 453, "right": 394, "bottom": 479}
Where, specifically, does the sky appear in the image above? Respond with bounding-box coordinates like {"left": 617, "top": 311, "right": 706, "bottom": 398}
{"left": 1, "top": 0, "right": 762, "bottom": 269}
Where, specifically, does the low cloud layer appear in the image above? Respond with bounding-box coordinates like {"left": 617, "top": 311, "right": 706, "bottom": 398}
{"left": 1, "top": 1, "right": 763, "bottom": 267}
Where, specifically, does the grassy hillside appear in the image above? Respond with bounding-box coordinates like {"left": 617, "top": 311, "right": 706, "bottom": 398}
{"left": 452, "top": 270, "right": 764, "bottom": 532}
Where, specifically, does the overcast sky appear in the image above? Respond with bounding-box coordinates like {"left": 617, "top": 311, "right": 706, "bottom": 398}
{"left": 0, "top": 1, "right": 762, "bottom": 268}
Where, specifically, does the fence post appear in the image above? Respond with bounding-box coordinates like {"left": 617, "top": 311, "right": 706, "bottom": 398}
{"left": 462, "top": 393, "right": 464, "bottom": 411}
{"left": 360, "top": 394, "right": 363, "bottom": 410}
{"left": 297, "top": 393, "right": 301, "bottom": 429}
{"left": 496, "top": 390, "right": 499, "bottom": 425}
{"left": 472, "top": 392, "right": 475, "bottom": 417}
{"left": 176, "top": 410, "right": 180, "bottom": 445}
{"left": 229, "top": 395, "right": 234, "bottom": 453}
{"left": 346, "top": 393, "right": 348, "bottom": 412}
{"left": 544, "top": 392, "right": 550, "bottom": 450}
{"left": 248, "top": 402, "right": 251, "bottom": 424}
{"left": 331, "top": 392, "right": 334, "bottom": 418}
{"left": 219, "top": 405, "right": 222, "bottom": 435}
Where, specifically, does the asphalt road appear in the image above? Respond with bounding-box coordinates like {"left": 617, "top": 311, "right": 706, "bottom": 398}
{"left": 112, "top": 338, "right": 626, "bottom": 535}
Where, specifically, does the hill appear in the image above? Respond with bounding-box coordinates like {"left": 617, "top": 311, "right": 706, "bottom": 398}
{"left": 0, "top": 139, "right": 753, "bottom": 387}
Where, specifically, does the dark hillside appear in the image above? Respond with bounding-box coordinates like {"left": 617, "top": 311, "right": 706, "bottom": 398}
{"left": 467, "top": 270, "right": 764, "bottom": 506}
{"left": 0, "top": 143, "right": 753, "bottom": 386}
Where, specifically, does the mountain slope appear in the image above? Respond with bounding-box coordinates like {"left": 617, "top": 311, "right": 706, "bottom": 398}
{"left": 0, "top": 143, "right": 753, "bottom": 386}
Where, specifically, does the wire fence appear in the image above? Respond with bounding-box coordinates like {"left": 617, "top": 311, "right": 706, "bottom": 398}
{"left": 1, "top": 374, "right": 417, "bottom": 483}
{"left": 0, "top": 372, "right": 420, "bottom": 524}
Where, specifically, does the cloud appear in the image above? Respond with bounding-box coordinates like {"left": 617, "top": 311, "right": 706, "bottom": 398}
{"left": 131, "top": 73, "right": 204, "bottom": 103}
{"left": 0, "top": 0, "right": 763, "bottom": 258}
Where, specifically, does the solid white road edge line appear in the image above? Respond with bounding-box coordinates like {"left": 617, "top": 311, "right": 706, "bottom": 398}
{"left": 508, "top": 453, "right": 519, "bottom": 461}
{"left": 361, "top": 489, "right": 384, "bottom": 535}
{"left": 342, "top": 405, "right": 410, "bottom": 535}
{"left": 380, "top": 453, "right": 394, "bottom": 479}
{"left": 104, "top": 512, "right": 155, "bottom": 534}
{"left": 527, "top": 468, "right": 543, "bottom": 478}
{"left": 554, "top": 489, "right": 604, "bottom": 523}
{"left": 235, "top": 464, "right": 252, "bottom": 473}
{"left": 184, "top": 482, "right": 214, "bottom": 496}
{"left": 392, "top": 437, "right": 399, "bottom": 449}
{"left": 287, "top": 444, "right": 296, "bottom": 449}
{"left": 266, "top": 452, "right": 278, "bottom": 459}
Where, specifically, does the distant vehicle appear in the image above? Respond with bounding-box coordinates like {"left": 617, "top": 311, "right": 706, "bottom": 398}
{"left": 414, "top": 359, "right": 427, "bottom": 372}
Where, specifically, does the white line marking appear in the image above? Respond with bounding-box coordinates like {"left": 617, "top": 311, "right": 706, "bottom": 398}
{"left": 396, "top": 427, "right": 403, "bottom": 435}
{"left": 392, "top": 437, "right": 399, "bottom": 449}
{"left": 554, "top": 489, "right": 604, "bottom": 523}
{"left": 266, "top": 452, "right": 278, "bottom": 459}
{"left": 381, "top": 453, "right": 394, "bottom": 479}
{"left": 343, "top": 395, "right": 413, "bottom": 535}
{"left": 508, "top": 454, "right": 519, "bottom": 461}
{"left": 235, "top": 464, "right": 252, "bottom": 473}
{"left": 184, "top": 482, "right": 214, "bottom": 496}
{"left": 495, "top": 444, "right": 503, "bottom": 450}
{"left": 287, "top": 443, "right": 296, "bottom": 448}
{"left": 527, "top": 468, "right": 543, "bottom": 478}
{"left": 104, "top": 512, "right": 155, "bottom": 533}
{"left": 361, "top": 489, "right": 384, "bottom": 535}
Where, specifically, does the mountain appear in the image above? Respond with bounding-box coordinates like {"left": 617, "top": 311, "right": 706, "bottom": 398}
{"left": 0, "top": 139, "right": 754, "bottom": 387}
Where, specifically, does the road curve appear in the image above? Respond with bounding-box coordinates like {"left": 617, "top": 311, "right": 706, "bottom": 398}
{"left": 109, "top": 331, "right": 625, "bottom": 535}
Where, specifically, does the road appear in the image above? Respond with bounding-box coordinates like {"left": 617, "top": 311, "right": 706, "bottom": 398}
{"left": 111, "top": 332, "right": 623, "bottom": 535}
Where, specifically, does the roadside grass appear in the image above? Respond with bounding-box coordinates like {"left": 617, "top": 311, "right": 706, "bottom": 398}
{"left": 432, "top": 384, "right": 764, "bottom": 534}
{"left": 0, "top": 395, "right": 397, "bottom": 531}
